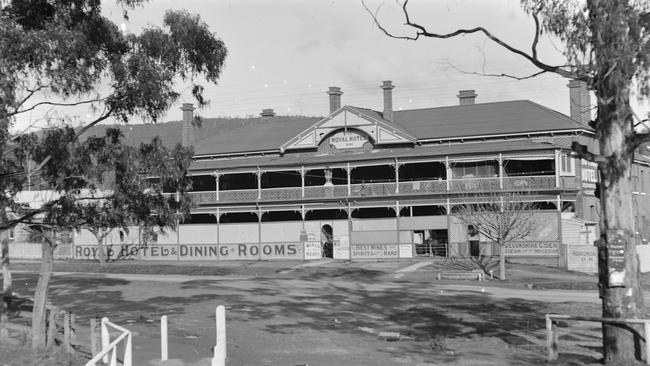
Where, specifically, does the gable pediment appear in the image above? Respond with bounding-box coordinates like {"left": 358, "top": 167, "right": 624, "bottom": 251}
{"left": 281, "top": 106, "right": 416, "bottom": 152}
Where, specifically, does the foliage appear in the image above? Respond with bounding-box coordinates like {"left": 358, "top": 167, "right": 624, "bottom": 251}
{"left": 17, "top": 126, "right": 193, "bottom": 347}
{"left": 0, "top": 0, "right": 227, "bottom": 122}
{"left": 19, "top": 127, "right": 193, "bottom": 259}
{"left": 0, "top": 0, "right": 227, "bottom": 229}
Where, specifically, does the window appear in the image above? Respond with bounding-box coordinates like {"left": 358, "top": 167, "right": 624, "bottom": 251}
{"left": 559, "top": 153, "right": 575, "bottom": 176}
{"left": 8, "top": 227, "right": 14, "bottom": 240}
{"left": 451, "top": 161, "right": 498, "bottom": 178}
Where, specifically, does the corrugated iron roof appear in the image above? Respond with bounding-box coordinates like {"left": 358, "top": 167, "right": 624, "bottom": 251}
{"left": 393, "top": 100, "right": 591, "bottom": 140}
{"left": 193, "top": 116, "right": 322, "bottom": 155}
{"left": 81, "top": 116, "right": 323, "bottom": 151}
{"left": 81, "top": 100, "right": 590, "bottom": 156}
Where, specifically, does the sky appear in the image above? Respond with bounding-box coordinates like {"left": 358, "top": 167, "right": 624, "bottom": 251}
{"left": 14, "top": 0, "right": 618, "bottom": 130}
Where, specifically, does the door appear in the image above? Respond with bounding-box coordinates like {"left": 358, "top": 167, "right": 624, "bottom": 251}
{"left": 321, "top": 224, "right": 333, "bottom": 258}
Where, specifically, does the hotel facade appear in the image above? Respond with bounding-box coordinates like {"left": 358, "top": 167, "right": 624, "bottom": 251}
{"left": 27, "top": 81, "right": 650, "bottom": 270}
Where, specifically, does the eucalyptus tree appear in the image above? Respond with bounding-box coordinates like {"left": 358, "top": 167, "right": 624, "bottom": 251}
{"left": 0, "top": 0, "right": 227, "bottom": 345}
{"left": 19, "top": 126, "right": 191, "bottom": 348}
{"left": 366, "top": 0, "right": 650, "bottom": 361}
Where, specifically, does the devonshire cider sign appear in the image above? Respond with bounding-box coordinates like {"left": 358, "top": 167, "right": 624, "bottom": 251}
{"left": 329, "top": 130, "right": 368, "bottom": 149}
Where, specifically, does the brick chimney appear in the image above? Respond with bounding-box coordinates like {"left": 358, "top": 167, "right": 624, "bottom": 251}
{"left": 181, "top": 103, "right": 195, "bottom": 147}
{"left": 457, "top": 90, "right": 477, "bottom": 105}
{"left": 381, "top": 80, "right": 395, "bottom": 122}
{"left": 260, "top": 108, "right": 276, "bottom": 117}
{"left": 568, "top": 80, "right": 591, "bottom": 125}
{"left": 327, "top": 86, "right": 343, "bottom": 113}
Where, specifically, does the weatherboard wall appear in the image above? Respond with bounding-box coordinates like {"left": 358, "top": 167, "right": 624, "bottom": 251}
{"left": 69, "top": 213, "right": 563, "bottom": 262}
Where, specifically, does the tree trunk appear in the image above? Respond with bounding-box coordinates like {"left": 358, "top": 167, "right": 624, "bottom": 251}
{"left": 0, "top": 204, "right": 10, "bottom": 341}
{"left": 31, "top": 240, "right": 54, "bottom": 349}
{"left": 588, "top": 2, "right": 647, "bottom": 362}
{"left": 597, "top": 113, "right": 646, "bottom": 363}
{"left": 499, "top": 246, "right": 506, "bottom": 280}
{"left": 95, "top": 232, "right": 107, "bottom": 265}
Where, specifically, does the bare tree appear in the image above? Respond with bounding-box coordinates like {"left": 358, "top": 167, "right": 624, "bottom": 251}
{"left": 454, "top": 193, "right": 537, "bottom": 280}
{"left": 365, "top": 1, "right": 650, "bottom": 361}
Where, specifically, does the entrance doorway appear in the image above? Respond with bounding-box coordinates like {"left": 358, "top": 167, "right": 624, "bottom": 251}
{"left": 468, "top": 225, "right": 480, "bottom": 257}
{"left": 414, "top": 229, "right": 448, "bottom": 257}
{"left": 321, "top": 224, "right": 333, "bottom": 258}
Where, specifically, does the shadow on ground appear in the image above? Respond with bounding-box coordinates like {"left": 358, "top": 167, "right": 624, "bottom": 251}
{"left": 12, "top": 269, "right": 605, "bottom": 365}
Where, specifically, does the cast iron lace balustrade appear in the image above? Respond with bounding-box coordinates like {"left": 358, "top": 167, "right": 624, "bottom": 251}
{"left": 185, "top": 174, "right": 567, "bottom": 204}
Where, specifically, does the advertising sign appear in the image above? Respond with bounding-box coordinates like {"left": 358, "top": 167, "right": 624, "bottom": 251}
{"left": 607, "top": 234, "right": 626, "bottom": 287}
{"left": 74, "top": 242, "right": 305, "bottom": 261}
{"left": 329, "top": 130, "right": 368, "bottom": 150}
{"left": 567, "top": 245, "right": 597, "bottom": 273}
{"left": 399, "top": 243, "right": 413, "bottom": 258}
{"left": 209, "top": 243, "right": 304, "bottom": 260}
{"left": 74, "top": 244, "right": 217, "bottom": 260}
{"left": 304, "top": 241, "right": 322, "bottom": 260}
{"left": 502, "top": 241, "right": 558, "bottom": 256}
{"left": 333, "top": 236, "right": 350, "bottom": 260}
{"left": 260, "top": 243, "right": 303, "bottom": 260}
{"left": 350, "top": 244, "right": 399, "bottom": 259}
{"left": 581, "top": 159, "right": 598, "bottom": 193}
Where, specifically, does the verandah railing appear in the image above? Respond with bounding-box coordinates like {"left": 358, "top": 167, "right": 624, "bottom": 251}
{"left": 187, "top": 175, "right": 569, "bottom": 204}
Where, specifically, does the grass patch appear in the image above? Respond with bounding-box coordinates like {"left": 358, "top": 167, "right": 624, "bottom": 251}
{"left": 13, "top": 260, "right": 239, "bottom": 276}
{"left": 0, "top": 343, "right": 87, "bottom": 366}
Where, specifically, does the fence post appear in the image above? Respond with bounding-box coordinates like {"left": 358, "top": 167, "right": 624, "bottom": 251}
{"left": 70, "top": 312, "right": 76, "bottom": 351}
{"left": 64, "top": 311, "right": 71, "bottom": 352}
{"left": 90, "top": 318, "right": 98, "bottom": 356}
{"left": 212, "top": 305, "right": 226, "bottom": 366}
{"left": 101, "top": 317, "right": 110, "bottom": 364}
{"left": 643, "top": 321, "right": 650, "bottom": 365}
{"left": 124, "top": 332, "right": 133, "bottom": 366}
{"left": 552, "top": 318, "right": 558, "bottom": 360}
{"left": 161, "top": 315, "right": 168, "bottom": 361}
{"left": 546, "top": 315, "right": 557, "bottom": 362}
{"left": 46, "top": 307, "right": 57, "bottom": 348}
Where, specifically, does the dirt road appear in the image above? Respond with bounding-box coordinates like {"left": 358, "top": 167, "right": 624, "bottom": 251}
{"left": 9, "top": 262, "right": 620, "bottom": 365}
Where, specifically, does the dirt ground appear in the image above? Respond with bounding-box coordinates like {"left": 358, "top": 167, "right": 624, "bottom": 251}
{"left": 4, "top": 259, "right": 649, "bottom": 365}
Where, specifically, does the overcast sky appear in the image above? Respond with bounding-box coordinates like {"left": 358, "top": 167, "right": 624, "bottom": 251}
{"left": 16, "top": 0, "right": 608, "bottom": 129}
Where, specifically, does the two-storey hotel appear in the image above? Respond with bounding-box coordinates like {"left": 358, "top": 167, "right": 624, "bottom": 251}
{"left": 68, "top": 81, "right": 650, "bottom": 270}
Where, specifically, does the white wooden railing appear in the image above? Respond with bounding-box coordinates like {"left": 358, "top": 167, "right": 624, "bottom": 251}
{"left": 85, "top": 317, "right": 132, "bottom": 366}
{"left": 157, "top": 306, "right": 227, "bottom": 365}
